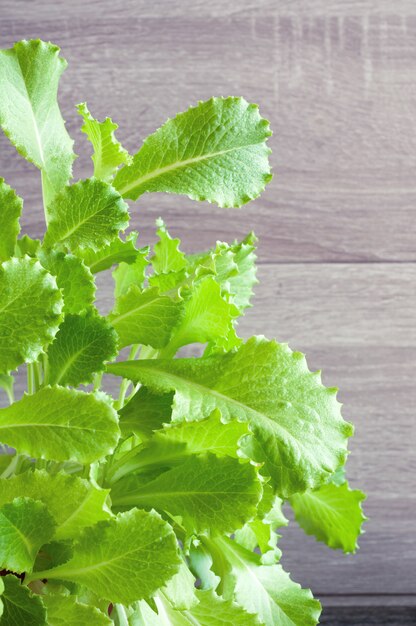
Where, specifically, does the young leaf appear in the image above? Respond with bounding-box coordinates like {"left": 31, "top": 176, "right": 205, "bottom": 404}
{"left": 47, "top": 312, "right": 118, "bottom": 386}
{"left": 114, "top": 97, "right": 272, "bottom": 208}
{"left": 38, "top": 249, "right": 96, "bottom": 315}
{"left": 0, "top": 497, "right": 56, "bottom": 573}
{"left": 27, "top": 508, "right": 181, "bottom": 605}
{"left": 0, "top": 575, "right": 47, "bottom": 626}
{"left": 77, "top": 102, "right": 131, "bottom": 182}
{"left": 0, "top": 470, "right": 111, "bottom": 540}
{"left": 151, "top": 219, "right": 187, "bottom": 275}
{"left": 42, "top": 594, "right": 112, "bottom": 626}
{"left": 79, "top": 232, "right": 143, "bottom": 273}
{"left": 0, "top": 179, "right": 22, "bottom": 262}
{"left": 0, "top": 257, "right": 63, "bottom": 374}
{"left": 111, "top": 454, "right": 262, "bottom": 534}
{"left": 208, "top": 536, "right": 321, "bottom": 626}
{"left": 0, "top": 374, "right": 14, "bottom": 404}
{"left": 0, "top": 386, "right": 119, "bottom": 463}
{"left": 108, "top": 286, "right": 182, "bottom": 349}
{"left": 44, "top": 178, "right": 129, "bottom": 251}
{"left": 112, "top": 246, "right": 149, "bottom": 298}
{"left": 133, "top": 590, "right": 261, "bottom": 625}
{"left": 0, "top": 40, "right": 75, "bottom": 208}
{"left": 162, "top": 557, "right": 198, "bottom": 610}
{"left": 289, "top": 481, "right": 367, "bottom": 553}
{"left": 107, "top": 337, "right": 353, "bottom": 496}
{"left": 119, "top": 387, "right": 174, "bottom": 438}
{"left": 14, "top": 235, "right": 41, "bottom": 258}
{"left": 234, "top": 483, "right": 288, "bottom": 557}
{"left": 160, "top": 277, "right": 239, "bottom": 357}
{"left": 123, "top": 410, "right": 248, "bottom": 475}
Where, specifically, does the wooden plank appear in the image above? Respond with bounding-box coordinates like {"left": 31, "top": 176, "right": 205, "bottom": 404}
{"left": 320, "top": 607, "right": 416, "bottom": 625}
{"left": 1, "top": 9, "right": 416, "bottom": 260}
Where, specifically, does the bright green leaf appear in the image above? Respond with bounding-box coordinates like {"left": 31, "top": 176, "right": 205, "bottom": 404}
{"left": 79, "top": 232, "right": 144, "bottom": 273}
{"left": 208, "top": 536, "right": 321, "bottom": 626}
{"left": 132, "top": 590, "right": 261, "bottom": 625}
{"left": 0, "top": 497, "right": 55, "bottom": 573}
{"left": 42, "top": 594, "right": 112, "bottom": 626}
{"left": 107, "top": 337, "right": 353, "bottom": 496}
{"left": 124, "top": 410, "right": 248, "bottom": 475}
{"left": 151, "top": 219, "right": 187, "bottom": 276}
{"left": 0, "top": 470, "right": 111, "bottom": 540}
{"left": 14, "top": 235, "right": 41, "bottom": 258}
{"left": 47, "top": 312, "right": 118, "bottom": 386}
{"left": 0, "top": 374, "right": 14, "bottom": 404}
{"left": 114, "top": 97, "right": 272, "bottom": 208}
{"left": 0, "top": 386, "right": 119, "bottom": 463}
{"left": 27, "top": 508, "right": 181, "bottom": 605}
{"left": 289, "top": 481, "right": 366, "bottom": 553}
{"left": 119, "top": 388, "right": 174, "bottom": 438}
{"left": 111, "top": 454, "right": 262, "bottom": 534}
{"left": 0, "top": 257, "right": 63, "bottom": 374}
{"left": 108, "top": 286, "right": 182, "bottom": 349}
{"left": 113, "top": 247, "right": 149, "bottom": 299}
{"left": 38, "top": 249, "right": 96, "bottom": 315}
{"left": 0, "top": 39, "right": 75, "bottom": 208}
{"left": 44, "top": 178, "right": 129, "bottom": 251}
{"left": 160, "top": 277, "right": 239, "bottom": 358}
{"left": 162, "top": 557, "right": 198, "bottom": 610}
{"left": 0, "top": 179, "right": 22, "bottom": 262}
{"left": 77, "top": 102, "right": 131, "bottom": 182}
{"left": 0, "top": 575, "right": 46, "bottom": 626}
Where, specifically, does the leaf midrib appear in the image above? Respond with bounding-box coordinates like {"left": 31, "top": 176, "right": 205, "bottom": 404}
{"left": 117, "top": 142, "right": 262, "bottom": 196}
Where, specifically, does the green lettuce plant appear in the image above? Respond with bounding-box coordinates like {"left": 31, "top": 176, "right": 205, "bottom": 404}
{"left": 0, "top": 39, "right": 365, "bottom": 625}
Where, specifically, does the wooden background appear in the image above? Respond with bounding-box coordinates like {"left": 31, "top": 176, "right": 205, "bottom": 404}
{"left": 1, "top": 0, "right": 416, "bottom": 620}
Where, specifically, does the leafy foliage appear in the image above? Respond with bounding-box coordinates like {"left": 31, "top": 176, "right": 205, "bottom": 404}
{"left": 0, "top": 38, "right": 364, "bottom": 625}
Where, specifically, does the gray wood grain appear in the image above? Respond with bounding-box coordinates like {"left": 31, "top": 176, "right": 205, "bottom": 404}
{"left": 2, "top": 4, "right": 416, "bottom": 260}
{"left": 0, "top": 0, "right": 415, "bottom": 609}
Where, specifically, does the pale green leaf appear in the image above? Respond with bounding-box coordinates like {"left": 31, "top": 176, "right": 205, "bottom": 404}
{"left": 235, "top": 483, "right": 287, "bottom": 557}
{"left": 47, "top": 312, "right": 118, "bottom": 386}
{"left": 114, "top": 97, "right": 272, "bottom": 208}
{"left": 0, "top": 374, "right": 14, "bottom": 404}
{"left": 108, "top": 286, "right": 182, "bottom": 349}
{"left": 113, "top": 246, "right": 149, "bottom": 298}
{"left": 0, "top": 470, "right": 111, "bottom": 540}
{"left": 0, "top": 386, "right": 119, "bottom": 463}
{"left": 160, "top": 277, "right": 239, "bottom": 358}
{"left": 119, "top": 388, "right": 174, "bottom": 438}
{"left": 208, "top": 536, "right": 321, "bottom": 626}
{"left": 132, "top": 590, "right": 261, "bottom": 625}
{"left": 0, "top": 39, "right": 75, "bottom": 207}
{"left": 0, "top": 257, "right": 63, "bottom": 374}
{"left": 77, "top": 102, "right": 131, "bottom": 182}
{"left": 289, "top": 481, "right": 366, "bottom": 553}
{"left": 107, "top": 337, "right": 353, "bottom": 496}
{"left": 38, "top": 249, "right": 96, "bottom": 315}
{"left": 14, "top": 235, "right": 41, "bottom": 258}
{"left": 44, "top": 178, "right": 129, "bottom": 251}
{"left": 0, "top": 497, "right": 55, "bottom": 572}
{"left": 121, "top": 410, "right": 248, "bottom": 476}
{"left": 162, "top": 557, "right": 198, "bottom": 610}
{"left": 79, "top": 232, "right": 144, "bottom": 273}
{"left": 42, "top": 594, "right": 112, "bottom": 626}
{"left": 0, "top": 179, "right": 22, "bottom": 262}
{"left": 27, "top": 508, "right": 181, "bottom": 605}
{"left": 111, "top": 454, "right": 262, "bottom": 534}
{"left": 0, "top": 575, "right": 46, "bottom": 626}
{"left": 151, "top": 219, "right": 187, "bottom": 276}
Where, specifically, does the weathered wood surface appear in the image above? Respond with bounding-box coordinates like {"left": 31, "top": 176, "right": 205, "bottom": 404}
{"left": 1, "top": 0, "right": 415, "bottom": 610}
{"left": 3, "top": 2, "right": 416, "bottom": 261}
